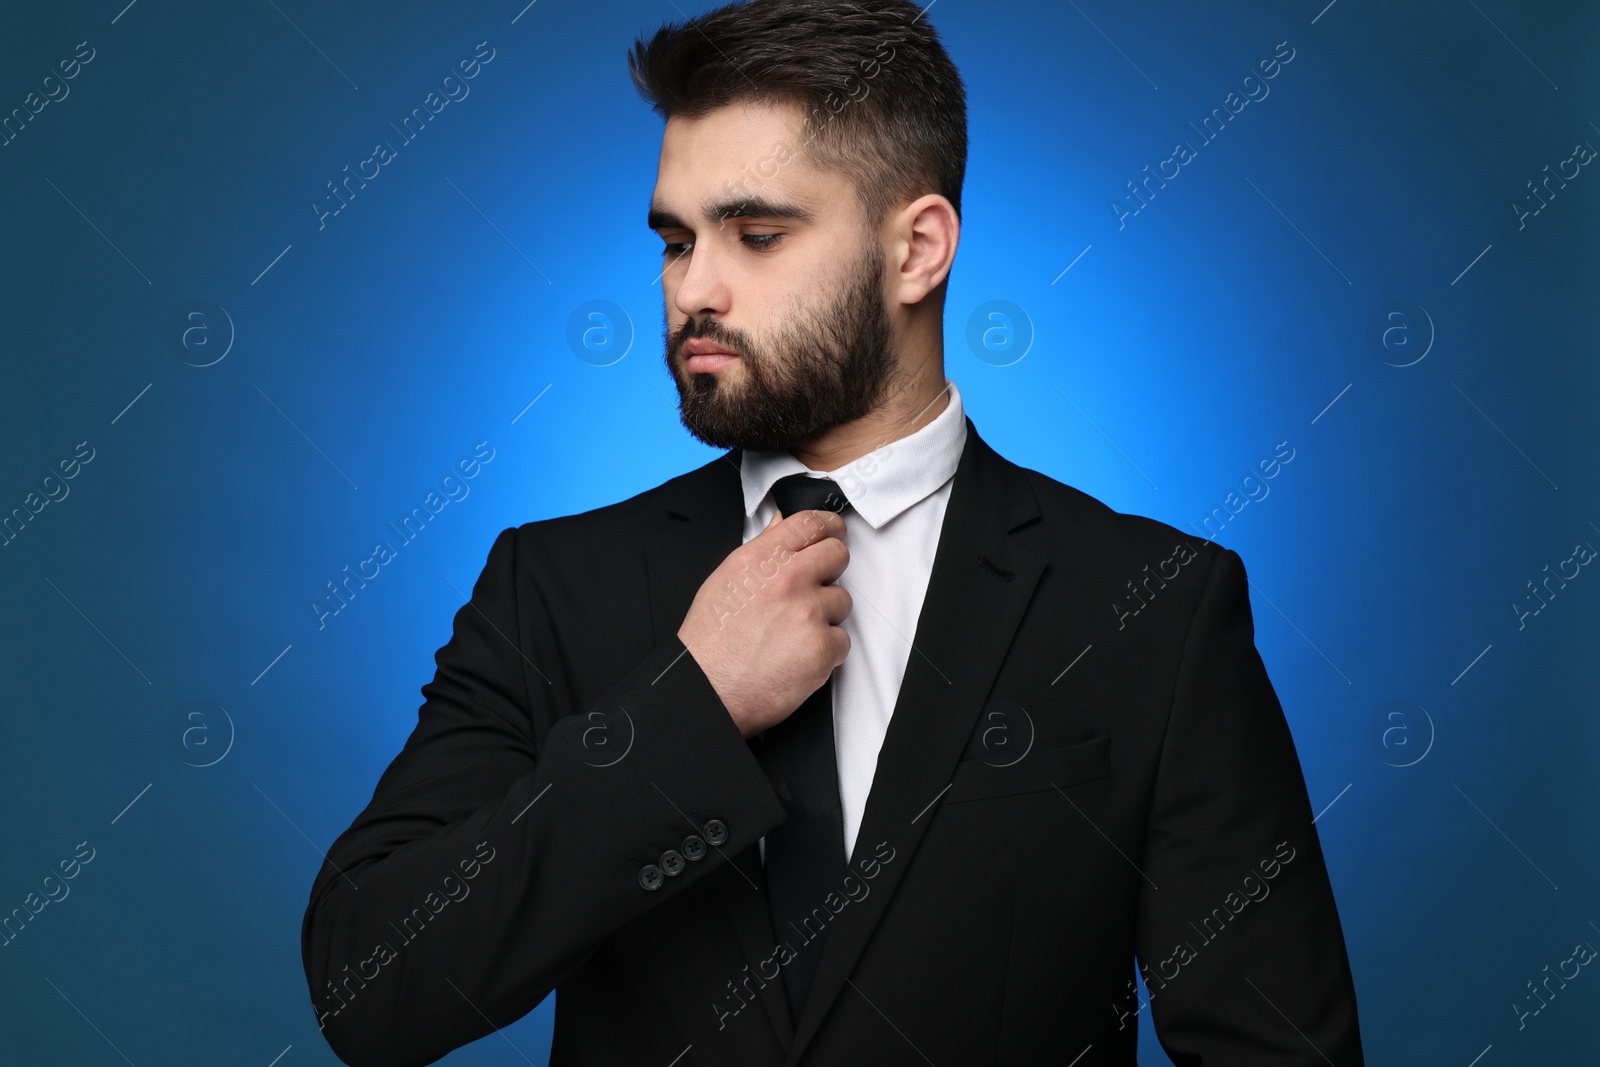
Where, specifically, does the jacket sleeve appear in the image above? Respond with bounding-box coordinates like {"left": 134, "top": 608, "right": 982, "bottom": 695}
{"left": 300, "top": 525, "right": 788, "bottom": 1066}
{"left": 1135, "top": 547, "right": 1364, "bottom": 1065}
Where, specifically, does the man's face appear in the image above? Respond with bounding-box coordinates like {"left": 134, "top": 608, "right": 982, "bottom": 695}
{"left": 650, "top": 101, "right": 900, "bottom": 453}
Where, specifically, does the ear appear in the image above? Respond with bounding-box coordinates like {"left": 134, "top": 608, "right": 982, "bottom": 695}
{"left": 885, "top": 194, "right": 959, "bottom": 306}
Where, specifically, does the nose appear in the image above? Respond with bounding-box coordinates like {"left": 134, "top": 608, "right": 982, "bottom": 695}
{"left": 670, "top": 236, "right": 731, "bottom": 321}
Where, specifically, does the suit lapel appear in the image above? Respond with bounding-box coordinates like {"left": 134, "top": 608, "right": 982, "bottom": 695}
{"left": 784, "top": 422, "right": 1047, "bottom": 1064}
{"left": 643, "top": 448, "right": 799, "bottom": 1051}
{"left": 643, "top": 448, "right": 749, "bottom": 650}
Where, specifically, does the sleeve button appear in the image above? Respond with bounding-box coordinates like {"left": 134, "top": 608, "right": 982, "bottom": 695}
{"left": 682, "top": 834, "right": 706, "bottom": 861}
{"left": 638, "top": 864, "right": 664, "bottom": 891}
{"left": 661, "top": 849, "right": 685, "bottom": 876}
{"left": 703, "top": 818, "right": 728, "bottom": 846}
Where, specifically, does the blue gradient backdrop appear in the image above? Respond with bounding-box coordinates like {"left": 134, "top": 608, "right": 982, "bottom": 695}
{"left": 2, "top": 0, "right": 1595, "bottom": 1063}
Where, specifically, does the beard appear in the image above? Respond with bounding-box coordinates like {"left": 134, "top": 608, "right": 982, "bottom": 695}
{"left": 663, "top": 238, "right": 900, "bottom": 453}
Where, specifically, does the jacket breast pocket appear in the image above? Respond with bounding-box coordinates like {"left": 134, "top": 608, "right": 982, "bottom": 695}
{"left": 945, "top": 736, "right": 1111, "bottom": 804}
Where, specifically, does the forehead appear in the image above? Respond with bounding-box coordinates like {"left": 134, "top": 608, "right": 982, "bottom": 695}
{"left": 651, "top": 99, "right": 858, "bottom": 225}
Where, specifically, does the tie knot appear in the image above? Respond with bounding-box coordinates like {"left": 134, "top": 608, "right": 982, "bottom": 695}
{"left": 769, "top": 473, "right": 850, "bottom": 518}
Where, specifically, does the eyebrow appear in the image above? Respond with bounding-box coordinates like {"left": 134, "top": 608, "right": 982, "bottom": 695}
{"left": 647, "top": 194, "right": 816, "bottom": 233}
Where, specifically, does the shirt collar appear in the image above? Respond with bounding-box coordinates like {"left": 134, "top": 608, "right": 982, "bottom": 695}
{"left": 739, "top": 378, "right": 967, "bottom": 530}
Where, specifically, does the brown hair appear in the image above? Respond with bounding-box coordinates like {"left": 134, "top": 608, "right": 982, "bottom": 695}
{"left": 627, "top": 0, "right": 968, "bottom": 235}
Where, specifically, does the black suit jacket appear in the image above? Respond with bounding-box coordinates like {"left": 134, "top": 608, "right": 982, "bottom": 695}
{"left": 301, "top": 418, "right": 1364, "bottom": 1065}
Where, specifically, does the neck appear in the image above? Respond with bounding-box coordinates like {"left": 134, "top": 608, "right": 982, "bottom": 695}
{"left": 788, "top": 357, "right": 951, "bottom": 472}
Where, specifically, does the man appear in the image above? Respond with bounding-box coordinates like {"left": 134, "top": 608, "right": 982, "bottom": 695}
{"left": 301, "top": 1, "right": 1365, "bottom": 1063}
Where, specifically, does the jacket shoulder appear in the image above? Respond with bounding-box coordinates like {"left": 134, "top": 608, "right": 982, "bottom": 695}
{"left": 493, "top": 453, "right": 728, "bottom": 562}
{"left": 1014, "top": 462, "right": 1226, "bottom": 569}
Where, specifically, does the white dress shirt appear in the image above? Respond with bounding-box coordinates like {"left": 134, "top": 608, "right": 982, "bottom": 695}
{"left": 740, "top": 377, "right": 968, "bottom": 865}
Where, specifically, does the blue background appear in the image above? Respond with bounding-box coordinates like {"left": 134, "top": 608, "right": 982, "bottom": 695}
{"left": 2, "top": 0, "right": 1595, "bottom": 1062}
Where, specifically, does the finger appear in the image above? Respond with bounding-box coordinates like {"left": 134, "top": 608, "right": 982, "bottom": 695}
{"left": 797, "top": 533, "right": 850, "bottom": 587}
{"left": 764, "top": 507, "right": 847, "bottom": 555}
{"left": 817, "top": 584, "right": 853, "bottom": 626}
{"left": 828, "top": 626, "right": 851, "bottom": 669}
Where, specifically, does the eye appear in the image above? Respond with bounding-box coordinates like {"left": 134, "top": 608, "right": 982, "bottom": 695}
{"left": 742, "top": 233, "right": 783, "bottom": 251}
{"left": 659, "top": 233, "right": 785, "bottom": 259}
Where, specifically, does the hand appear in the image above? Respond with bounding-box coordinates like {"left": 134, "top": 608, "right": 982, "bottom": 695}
{"left": 678, "top": 507, "right": 852, "bottom": 739}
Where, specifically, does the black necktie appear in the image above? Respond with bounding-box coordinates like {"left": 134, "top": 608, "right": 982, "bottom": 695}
{"left": 758, "top": 473, "right": 851, "bottom": 1022}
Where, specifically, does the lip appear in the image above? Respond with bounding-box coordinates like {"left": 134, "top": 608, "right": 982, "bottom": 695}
{"left": 682, "top": 338, "right": 739, "bottom": 373}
